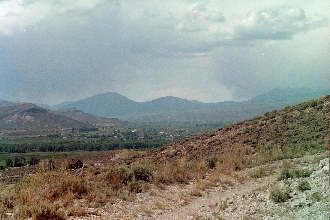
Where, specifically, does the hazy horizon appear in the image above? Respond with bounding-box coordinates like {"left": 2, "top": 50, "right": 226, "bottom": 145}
{"left": 1, "top": 0, "right": 329, "bottom": 105}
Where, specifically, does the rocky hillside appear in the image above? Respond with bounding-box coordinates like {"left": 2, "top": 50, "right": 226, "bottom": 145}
{"left": 0, "top": 103, "right": 90, "bottom": 130}
{"left": 148, "top": 95, "right": 330, "bottom": 163}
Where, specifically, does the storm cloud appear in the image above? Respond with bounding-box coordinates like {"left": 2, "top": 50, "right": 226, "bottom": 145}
{"left": 233, "top": 7, "right": 327, "bottom": 40}
{"left": 0, "top": 0, "right": 329, "bottom": 104}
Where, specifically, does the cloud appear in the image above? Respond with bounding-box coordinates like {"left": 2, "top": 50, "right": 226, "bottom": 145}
{"left": 233, "top": 7, "right": 328, "bottom": 40}
{"left": 0, "top": 0, "right": 104, "bottom": 35}
{"left": 0, "top": 1, "right": 329, "bottom": 104}
{"left": 113, "top": 0, "right": 228, "bottom": 55}
{"left": 116, "top": 4, "right": 328, "bottom": 54}
{"left": 175, "top": 2, "right": 225, "bottom": 33}
{"left": 212, "top": 29, "right": 330, "bottom": 99}
{"left": 1, "top": 1, "right": 326, "bottom": 53}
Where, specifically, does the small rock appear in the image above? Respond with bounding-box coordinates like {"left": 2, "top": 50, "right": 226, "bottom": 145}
{"left": 319, "top": 158, "right": 329, "bottom": 169}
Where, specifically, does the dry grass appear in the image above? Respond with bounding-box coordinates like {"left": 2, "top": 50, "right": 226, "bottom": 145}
{"left": 139, "top": 205, "right": 153, "bottom": 215}
{"left": 249, "top": 166, "right": 273, "bottom": 179}
{"left": 67, "top": 205, "right": 88, "bottom": 217}
{"left": 9, "top": 138, "right": 326, "bottom": 219}
{"left": 16, "top": 171, "right": 88, "bottom": 219}
{"left": 12, "top": 162, "right": 154, "bottom": 219}
{"left": 154, "top": 200, "right": 165, "bottom": 210}
{"left": 215, "top": 147, "right": 246, "bottom": 175}
{"left": 155, "top": 157, "right": 192, "bottom": 184}
{"left": 249, "top": 167, "right": 267, "bottom": 179}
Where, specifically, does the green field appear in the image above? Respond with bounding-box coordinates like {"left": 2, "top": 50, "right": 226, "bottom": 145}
{"left": 0, "top": 122, "right": 228, "bottom": 169}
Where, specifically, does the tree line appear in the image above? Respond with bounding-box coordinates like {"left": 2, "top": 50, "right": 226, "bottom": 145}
{"left": 0, "top": 138, "right": 167, "bottom": 153}
{"left": 1, "top": 157, "right": 40, "bottom": 169}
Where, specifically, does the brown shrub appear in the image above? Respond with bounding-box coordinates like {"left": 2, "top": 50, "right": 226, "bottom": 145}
{"left": 206, "top": 156, "right": 217, "bottom": 169}
{"left": 128, "top": 180, "right": 148, "bottom": 193}
{"left": 15, "top": 171, "right": 89, "bottom": 219}
{"left": 106, "top": 166, "right": 132, "bottom": 187}
{"left": 155, "top": 157, "right": 191, "bottom": 184}
{"left": 216, "top": 149, "right": 244, "bottom": 175}
{"left": 59, "top": 177, "right": 88, "bottom": 197}
{"left": 104, "top": 164, "right": 152, "bottom": 193}
{"left": 18, "top": 199, "right": 66, "bottom": 220}
{"left": 192, "top": 160, "right": 207, "bottom": 180}
{"left": 131, "top": 164, "right": 153, "bottom": 182}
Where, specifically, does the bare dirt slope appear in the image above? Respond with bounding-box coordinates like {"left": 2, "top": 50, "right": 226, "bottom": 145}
{"left": 157, "top": 155, "right": 329, "bottom": 220}
{"left": 71, "top": 153, "right": 329, "bottom": 220}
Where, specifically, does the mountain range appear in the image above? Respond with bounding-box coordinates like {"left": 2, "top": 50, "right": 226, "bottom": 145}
{"left": 54, "top": 93, "right": 219, "bottom": 118}
{"left": 54, "top": 88, "right": 330, "bottom": 123}
{"left": 0, "top": 88, "right": 328, "bottom": 130}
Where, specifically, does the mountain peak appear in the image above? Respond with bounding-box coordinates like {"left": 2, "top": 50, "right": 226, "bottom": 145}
{"left": 151, "top": 96, "right": 187, "bottom": 102}
{"left": 14, "top": 103, "right": 47, "bottom": 113}
{"left": 94, "top": 92, "right": 130, "bottom": 99}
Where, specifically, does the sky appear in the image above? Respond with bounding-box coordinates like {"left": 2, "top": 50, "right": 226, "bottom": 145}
{"left": 0, "top": 0, "right": 329, "bottom": 105}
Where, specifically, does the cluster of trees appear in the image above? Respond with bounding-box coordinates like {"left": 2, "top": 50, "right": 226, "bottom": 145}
{"left": 1, "top": 157, "right": 40, "bottom": 169}
{"left": 0, "top": 138, "right": 167, "bottom": 154}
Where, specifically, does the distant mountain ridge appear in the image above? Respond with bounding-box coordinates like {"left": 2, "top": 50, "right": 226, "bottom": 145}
{"left": 54, "top": 88, "right": 329, "bottom": 123}
{"left": 0, "top": 88, "right": 328, "bottom": 130}
{"left": 55, "top": 92, "right": 138, "bottom": 118}
{"left": 55, "top": 92, "right": 237, "bottom": 118}
{"left": 0, "top": 100, "right": 17, "bottom": 108}
{"left": 53, "top": 108, "right": 126, "bottom": 127}
{"left": 0, "top": 103, "right": 90, "bottom": 130}
{"left": 250, "top": 88, "right": 330, "bottom": 105}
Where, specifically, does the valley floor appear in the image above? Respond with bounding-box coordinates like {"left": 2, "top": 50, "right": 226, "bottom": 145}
{"left": 70, "top": 152, "right": 329, "bottom": 220}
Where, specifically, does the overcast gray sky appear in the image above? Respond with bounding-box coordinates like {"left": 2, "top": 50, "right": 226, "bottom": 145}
{"left": 0, "top": 0, "right": 329, "bottom": 105}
